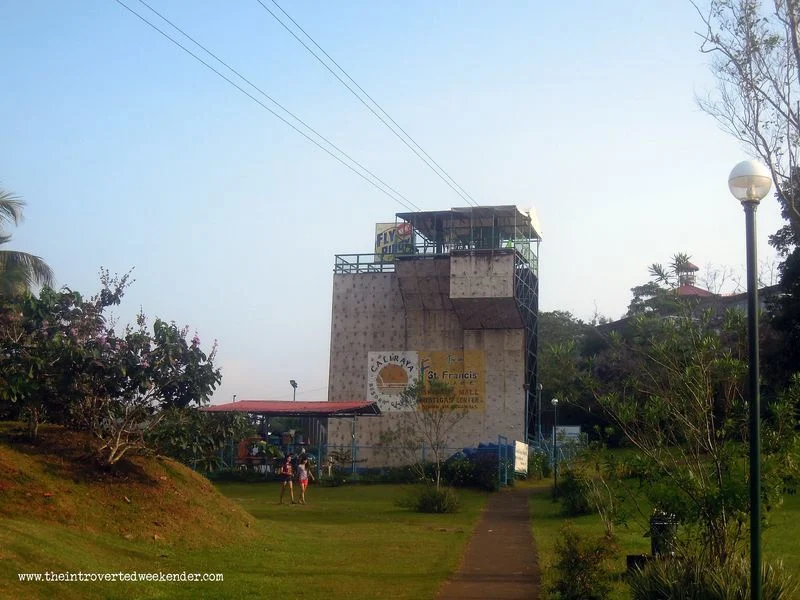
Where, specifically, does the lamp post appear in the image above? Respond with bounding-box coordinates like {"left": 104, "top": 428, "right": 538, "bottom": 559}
{"left": 537, "top": 383, "right": 543, "bottom": 446}
{"left": 551, "top": 397, "right": 559, "bottom": 494}
{"left": 289, "top": 379, "right": 298, "bottom": 401}
{"left": 728, "top": 159, "right": 772, "bottom": 600}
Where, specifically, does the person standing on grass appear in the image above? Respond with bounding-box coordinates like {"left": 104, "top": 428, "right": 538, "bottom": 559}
{"left": 297, "top": 457, "right": 315, "bottom": 504}
{"left": 279, "top": 454, "right": 295, "bottom": 504}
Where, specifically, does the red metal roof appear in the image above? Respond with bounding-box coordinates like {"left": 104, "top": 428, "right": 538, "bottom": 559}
{"left": 675, "top": 283, "right": 714, "bottom": 297}
{"left": 201, "top": 400, "right": 381, "bottom": 417}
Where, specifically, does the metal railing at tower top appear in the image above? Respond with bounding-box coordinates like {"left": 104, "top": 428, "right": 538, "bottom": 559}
{"left": 334, "top": 244, "right": 538, "bottom": 275}
{"left": 399, "top": 235, "right": 539, "bottom": 267}
{"left": 395, "top": 206, "right": 541, "bottom": 256}
{"left": 334, "top": 254, "right": 398, "bottom": 274}
{"left": 335, "top": 206, "right": 541, "bottom": 275}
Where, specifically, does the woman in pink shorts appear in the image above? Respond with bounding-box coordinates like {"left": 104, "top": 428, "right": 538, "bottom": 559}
{"left": 297, "top": 457, "right": 315, "bottom": 504}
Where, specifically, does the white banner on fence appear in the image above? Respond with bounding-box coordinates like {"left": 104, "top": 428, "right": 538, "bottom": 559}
{"left": 555, "top": 426, "right": 581, "bottom": 444}
{"left": 514, "top": 440, "right": 528, "bottom": 474}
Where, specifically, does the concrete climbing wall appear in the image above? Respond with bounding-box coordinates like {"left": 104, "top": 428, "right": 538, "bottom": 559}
{"left": 463, "top": 328, "right": 525, "bottom": 439}
{"left": 450, "top": 251, "right": 523, "bottom": 329}
{"left": 450, "top": 252, "right": 515, "bottom": 298}
{"left": 327, "top": 254, "right": 526, "bottom": 467}
{"left": 327, "top": 272, "right": 406, "bottom": 404}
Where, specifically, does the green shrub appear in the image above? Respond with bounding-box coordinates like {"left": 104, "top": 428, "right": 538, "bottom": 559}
{"left": 148, "top": 408, "right": 254, "bottom": 472}
{"left": 558, "top": 468, "right": 592, "bottom": 516}
{"left": 378, "top": 450, "right": 509, "bottom": 491}
{"left": 397, "top": 485, "right": 461, "bottom": 513}
{"left": 441, "top": 456, "right": 475, "bottom": 486}
{"left": 540, "top": 455, "right": 552, "bottom": 478}
{"left": 628, "top": 554, "right": 799, "bottom": 600}
{"left": 548, "top": 525, "right": 615, "bottom": 600}
{"left": 418, "top": 486, "right": 460, "bottom": 513}
{"left": 528, "top": 451, "right": 550, "bottom": 479}
{"left": 470, "top": 452, "right": 500, "bottom": 491}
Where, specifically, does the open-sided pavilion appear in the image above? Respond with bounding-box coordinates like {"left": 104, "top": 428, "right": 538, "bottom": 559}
{"left": 202, "top": 400, "right": 381, "bottom": 468}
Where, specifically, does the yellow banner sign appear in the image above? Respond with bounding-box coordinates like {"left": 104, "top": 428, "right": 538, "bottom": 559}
{"left": 374, "top": 222, "right": 413, "bottom": 261}
{"left": 418, "top": 350, "right": 485, "bottom": 411}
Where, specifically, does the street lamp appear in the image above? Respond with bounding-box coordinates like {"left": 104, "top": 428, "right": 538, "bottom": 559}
{"left": 551, "top": 397, "right": 559, "bottom": 495}
{"left": 728, "top": 159, "right": 772, "bottom": 600}
{"left": 289, "top": 379, "right": 298, "bottom": 401}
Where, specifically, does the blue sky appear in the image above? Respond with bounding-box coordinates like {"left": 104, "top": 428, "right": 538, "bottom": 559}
{"left": 0, "top": 1, "right": 785, "bottom": 403}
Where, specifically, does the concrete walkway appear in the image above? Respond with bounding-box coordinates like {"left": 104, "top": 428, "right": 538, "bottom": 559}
{"left": 437, "top": 488, "right": 539, "bottom": 600}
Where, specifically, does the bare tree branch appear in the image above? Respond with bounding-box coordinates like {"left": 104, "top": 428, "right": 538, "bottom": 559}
{"left": 697, "top": 0, "right": 800, "bottom": 235}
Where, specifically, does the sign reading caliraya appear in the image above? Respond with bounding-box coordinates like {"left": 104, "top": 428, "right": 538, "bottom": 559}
{"left": 367, "top": 350, "right": 485, "bottom": 412}
{"left": 367, "top": 352, "right": 419, "bottom": 411}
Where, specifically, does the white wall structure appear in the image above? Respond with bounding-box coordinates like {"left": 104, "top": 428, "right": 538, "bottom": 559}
{"left": 328, "top": 206, "right": 540, "bottom": 468}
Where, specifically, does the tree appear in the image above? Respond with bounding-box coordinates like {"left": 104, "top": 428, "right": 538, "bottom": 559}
{"left": 538, "top": 311, "right": 589, "bottom": 399}
{"left": 695, "top": 0, "right": 800, "bottom": 238}
{"left": 70, "top": 316, "right": 221, "bottom": 466}
{"left": 0, "top": 187, "right": 53, "bottom": 296}
{"left": 537, "top": 311, "right": 617, "bottom": 441}
{"left": 378, "top": 378, "right": 466, "bottom": 489}
{"left": 695, "top": 2, "right": 800, "bottom": 396}
{"left": 649, "top": 252, "right": 694, "bottom": 288}
{"left": 538, "top": 316, "right": 586, "bottom": 425}
{"left": 0, "top": 269, "right": 222, "bottom": 465}
{"left": 627, "top": 252, "right": 696, "bottom": 316}
{"left": 588, "top": 309, "right": 799, "bottom": 565}
{"left": 146, "top": 408, "right": 252, "bottom": 472}
{"left": 627, "top": 281, "right": 679, "bottom": 317}
{"left": 764, "top": 247, "right": 800, "bottom": 388}
{"left": 0, "top": 285, "right": 113, "bottom": 438}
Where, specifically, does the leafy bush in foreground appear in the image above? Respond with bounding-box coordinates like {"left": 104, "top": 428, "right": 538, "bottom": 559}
{"left": 558, "top": 468, "right": 592, "bottom": 516}
{"left": 528, "top": 450, "right": 551, "bottom": 479}
{"left": 397, "top": 485, "right": 460, "bottom": 513}
{"left": 628, "top": 554, "right": 798, "bottom": 600}
{"left": 548, "top": 524, "right": 615, "bottom": 600}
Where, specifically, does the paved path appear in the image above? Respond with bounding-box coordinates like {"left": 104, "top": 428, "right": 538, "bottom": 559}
{"left": 437, "top": 488, "right": 540, "bottom": 600}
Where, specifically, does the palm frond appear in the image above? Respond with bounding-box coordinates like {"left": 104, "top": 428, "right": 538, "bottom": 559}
{"left": 671, "top": 252, "right": 692, "bottom": 272}
{"left": 0, "top": 250, "right": 55, "bottom": 295}
{"left": 0, "top": 188, "right": 25, "bottom": 229}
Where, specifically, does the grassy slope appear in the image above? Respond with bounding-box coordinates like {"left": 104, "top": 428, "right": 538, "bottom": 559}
{"left": 0, "top": 423, "right": 257, "bottom": 599}
{"left": 0, "top": 423, "right": 487, "bottom": 599}
{"left": 0, "top": 423, "right": 256, "bottom": 546}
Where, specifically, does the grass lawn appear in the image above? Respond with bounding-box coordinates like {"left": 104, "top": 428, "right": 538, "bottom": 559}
{"left": 524, "top": 478, "right": 649, "bottom": 600}
{"left": 764, "top": 490, "right": 800, "bottom": 575}
{"left": 1, "top": 482, "right": 488, "bottom": 600}
{"left": 525, "top": 469, "right": 800, "bottom": 600}
{"left": 209, "top": 482, "right": 489, "bottom": 599}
